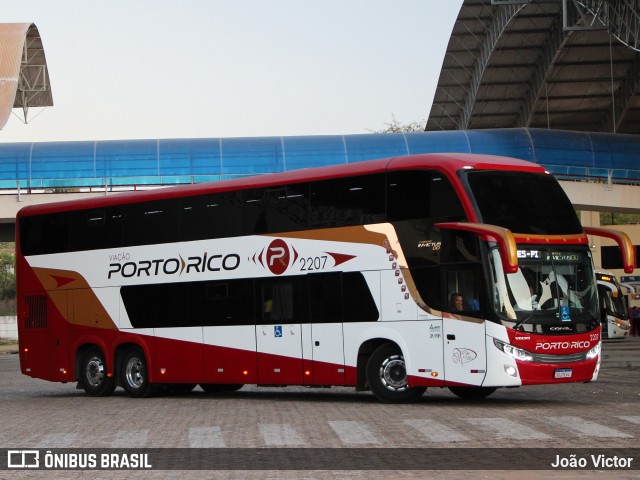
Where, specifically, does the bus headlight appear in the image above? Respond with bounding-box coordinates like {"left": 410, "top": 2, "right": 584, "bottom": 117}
{"left": 586, "top": 342, "right": 601, "bottom": 360}
{"left": 493, "top": 338, "right": 534, "bottom": 362}
{"left": 612, "top": 318, "right": 629, "bottom": 330}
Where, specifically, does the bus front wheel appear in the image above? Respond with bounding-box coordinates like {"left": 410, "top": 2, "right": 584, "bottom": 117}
{"left": 366, "top": 344, "right": 426, "bottom": 403}
{"left": 120, "top": 347, "right": 157, "bottom": 398}
{"left": 79, "top": 347, "right": 115, "bottom": 397}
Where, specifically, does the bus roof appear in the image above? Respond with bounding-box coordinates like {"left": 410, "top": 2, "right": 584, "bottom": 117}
{"left": 17, "top": 152, "right": 546, "bottom": 218}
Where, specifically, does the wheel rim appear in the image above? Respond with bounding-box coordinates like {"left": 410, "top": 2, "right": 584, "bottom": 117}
{"left": 85, "top": 356, "right": 105, "bottom": 387}
{"left": 125, "top": 356, "right": 145, "bottom": 389}
{"left": 379, "top": 354, "right": 408, "bottom": 391}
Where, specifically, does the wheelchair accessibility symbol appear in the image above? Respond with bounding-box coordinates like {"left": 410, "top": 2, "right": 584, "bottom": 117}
{"left": 274, "top": 325, "right": 283, "bottom": 337}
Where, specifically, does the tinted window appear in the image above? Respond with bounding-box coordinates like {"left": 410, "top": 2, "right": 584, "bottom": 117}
{"left": 189, "top": 279, "right": 254, "bottom": 326}
{"left": 122, "top": 279, "right": 254, "bottom": 328}
{"left": 387, "top": 170, "right": 465, "bottom": 222}
{"left": 343, "top": 272, "right": 379, "bottom": 322}
{"left": 122, "top": 282, "right": 189, "bottom": 328}
{"left": 310, "top": 174, "right": 385, "bottom": 228}
{"left": 309, "top": 273, "right": 342, "bottom": 323}
{"left": 242, "top": 188, "right": 267, "bottom": 234}
{"left": 406, "top": 231, "right": 482, "bottom": 314}
{"left": 20, "top": 213, "right": 69, "bottom": 256}
{"left": 69, "top": 208, "right": 124, "bottom": 251}
{"left": 121, "top": 272, "right": 378, "bottom": 328}
{"left": 180, "top": 192, "right": 243, "bottom": 240}
{"left": 410, "top": 266, "right": 443, "bottom": 311}
{"left": 122, "top": 200, "right": 180, "bottom": 246}
{"left": 258, "top": 277, "right": 309, "bottom": 324}
{"left": 264, "top": 184, "right": 310, "bottom": 233}
{"left": 466, "top": 171, "right": 582, "bottom": 234}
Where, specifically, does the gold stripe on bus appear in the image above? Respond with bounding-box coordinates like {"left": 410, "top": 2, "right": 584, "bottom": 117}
{"left": 32, "top": 267, "right": 118, "bottom": 330}
{"left": 266, "top": 225, "right": 389, "bottom": 246}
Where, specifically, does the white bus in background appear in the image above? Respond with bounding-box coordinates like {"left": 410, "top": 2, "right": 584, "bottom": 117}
{"left": 596, "top": 271, "right": 630, "bottom": 339}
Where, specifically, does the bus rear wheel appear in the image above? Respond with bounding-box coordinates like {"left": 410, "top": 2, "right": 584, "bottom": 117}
{"left": 120, "top": 347, "right": 157, "bottom": 398}
{"left": 366, "top": 344, "right": 426, "bottom": 403}
{"left": 79, "top": 347, "right": 115, "bottom": 397}
{"left": 449, "top": 386, "right": 497, "bottom": 400}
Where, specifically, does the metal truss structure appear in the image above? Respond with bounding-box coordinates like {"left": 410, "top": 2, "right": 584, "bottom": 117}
{"left": 0, "top": 23, "right": 52, "bottom": 129}
{"left": 427, "top": 0, "right": 640, "bottom": 133}
{"left": 14, "top": 24, "right": 53, "bottom": 123}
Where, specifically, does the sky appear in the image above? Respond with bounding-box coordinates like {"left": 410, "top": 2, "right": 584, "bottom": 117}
{"left": 1, "top": 1, "right": 463, "bottom": 143}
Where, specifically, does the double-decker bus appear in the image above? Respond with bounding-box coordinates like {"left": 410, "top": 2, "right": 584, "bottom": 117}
{"left": 596, "top": 271, "right": 630, "bottom": 339}
{"left": 16, "top": 153, "right": 635, "bottom": 402}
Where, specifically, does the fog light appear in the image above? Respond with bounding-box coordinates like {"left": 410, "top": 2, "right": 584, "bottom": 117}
{"left": 504, "top": 365, "right": 518, "bottom": 377}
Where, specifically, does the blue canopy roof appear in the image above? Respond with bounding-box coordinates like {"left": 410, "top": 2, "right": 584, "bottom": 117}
{"left": 1, "top": 128, "right": 639, "bottom": 189}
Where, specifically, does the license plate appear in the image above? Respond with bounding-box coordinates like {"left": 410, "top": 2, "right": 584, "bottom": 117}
{"left": 554, "top": 368, "right": 572, "bottom": 379}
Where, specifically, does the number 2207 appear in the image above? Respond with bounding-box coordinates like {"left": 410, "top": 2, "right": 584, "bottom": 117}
{"left": 299, "top": 256, "right": 328, "bottom": 271}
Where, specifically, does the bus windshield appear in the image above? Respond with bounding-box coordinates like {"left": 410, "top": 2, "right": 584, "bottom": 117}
{"left": 597, "top": 277, "right": 628, "bottom": 319}
{"left": 465, "top": 170, "right": 583, "bottom": 235}
{"left": 489, "top": 247, "right": 598, "bottom": 333}
{"left": 607, "top": 288, "right": 628, "bottom": 319}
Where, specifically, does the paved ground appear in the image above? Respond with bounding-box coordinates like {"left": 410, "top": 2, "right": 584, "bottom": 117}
{"left": 601, "top": 333, "right": 640, "bottom": 367}
{"left": 1, "top": 335, "right": 638, "bottom": 479}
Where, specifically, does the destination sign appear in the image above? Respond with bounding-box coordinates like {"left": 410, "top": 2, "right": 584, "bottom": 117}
{"left": 517, "top": 250, "right": 583, "bottom": 263}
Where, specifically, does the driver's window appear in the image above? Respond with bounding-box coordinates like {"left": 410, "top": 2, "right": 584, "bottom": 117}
{"left": 446, "top": 270, "right": 482, "bottom": 315}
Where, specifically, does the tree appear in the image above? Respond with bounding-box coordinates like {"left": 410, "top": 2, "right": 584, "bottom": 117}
{"left": 0, "top": 251, "right": 15, "bottom": 315}
{"left": 369, "top": 115, "right": 426, "bottom": 133}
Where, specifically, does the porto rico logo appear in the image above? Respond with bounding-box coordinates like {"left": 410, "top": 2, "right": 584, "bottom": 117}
{"left": 250, "top": 239, "right": 298, "bottom": 275}
{"left": 265, "top": 239, "right": 292, "bottom": 275}
{"left": 249, "top": 238, "right": 356, "bottom": 276}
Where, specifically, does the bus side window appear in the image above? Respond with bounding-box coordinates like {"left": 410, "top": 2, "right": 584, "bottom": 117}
{"left": 446, "top": 269, "right": 482, "bottom": 315}
{"left": 195, "top": 280, "right": 254, "bottom": 326}
{"left": 310, "top": 174, "right": 385, "bottom": 228}
{"left": 258, "top": 278, "right": 308, "bottom": 324}
{"left": 181, "top": 192, "right": 243, "bottom": 241}
{"left": 264, "top": 184, "right": 311, "bottom": 234}
{"left": 20, "top": 212, "right": 71, "bottom": 255}
{"left": 309, "top": 273, "right": 342, "bottom": 323}
{"left": 122, "top": 200, "right": 180, "bottom": 247}
{"left": 387, "top": 170, "right": 465, "bottom": 222}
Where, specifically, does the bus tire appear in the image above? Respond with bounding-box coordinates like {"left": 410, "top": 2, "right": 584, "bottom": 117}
{"left": 199, "top": 384, "right": 244, "bottom": 393}
{"left": 448, "top": 386, "right": 497, "bottom": 400}
{"left": 120, "top": 347, "right": 157, "bottom": 398}
{"left": 366, "top": 344, "right": 426, "bottom": 403}
{"left": 79, "top": 347, "right": 115, "bottom": 397}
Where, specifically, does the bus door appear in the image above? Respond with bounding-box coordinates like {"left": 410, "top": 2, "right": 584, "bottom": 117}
{"left": 304, "top": 273, "right": 345, "bottom": 386}
{"left": 441, "top": 268, "right": 488, "bottom": 387}
{"left": 256, "top": 278, "right": 304, "bottom": 385}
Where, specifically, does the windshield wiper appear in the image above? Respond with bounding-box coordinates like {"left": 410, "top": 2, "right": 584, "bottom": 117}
{"left": 513, "top": 313, "right": 535, "bottom": 331}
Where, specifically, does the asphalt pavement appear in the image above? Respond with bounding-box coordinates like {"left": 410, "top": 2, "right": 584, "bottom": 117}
{"left": 602, "top": 333, "right": 640, "bottom": 368}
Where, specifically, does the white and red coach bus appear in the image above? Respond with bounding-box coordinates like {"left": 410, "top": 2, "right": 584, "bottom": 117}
{"left": 596, "top": 271, "right": 631, "bottom": 339}
{"left": 16, "top": 153, "right": 635, "bottom": 402}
